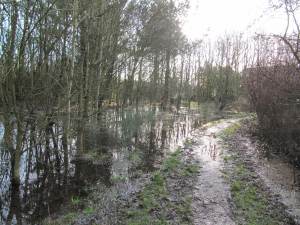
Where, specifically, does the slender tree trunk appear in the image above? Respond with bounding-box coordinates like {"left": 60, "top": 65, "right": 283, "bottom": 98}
{"left": 13, "top": 120, "right": 24, "bottom": 184}
{"left": 162, "top": 50, "right": 171, "bottom": 111}
{"left": 136, "top": 58, "right": 143, "bottom": 108}
{"left": 186, "top": 53, "right": 192, "bottom": 109}
{"left": 151, "top": 52, "right": 159, "bottom": 106}
{"left": 77, "top": 11, "right": 89, "bottom": 156}
{"left": 177, "top": 56, "right": 184, "bottom": 111}
{"left": 50, "top": 123, "right": 60, "bottom": 183}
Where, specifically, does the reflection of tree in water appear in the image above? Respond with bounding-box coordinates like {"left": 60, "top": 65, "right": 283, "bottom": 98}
{"left": 161, "top": 121, "right": 168, "bottom": 151}
{"left": 6, "top": 179, "right": 22, "bottom": 225}
{"left": 0, "top": 149, "right": 12, "bottom": 225}
{"left": 74, "top": 124, "right": 114, "bottom": 186}
{"left": 0, "top": 107, "right": 204, "bottom": 224}
{"left": 142, "top": 114, "right": 160, "bottom": 172}
{"left": 134, "top": 111, "right": 187, "bottom": 172}
{"left": 0, "top": 115, "right": 94, "bottom": 224}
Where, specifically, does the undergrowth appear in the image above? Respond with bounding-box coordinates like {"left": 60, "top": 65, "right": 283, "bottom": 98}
{"left": 125, "top": 148, "right": 199, "bottom": 225}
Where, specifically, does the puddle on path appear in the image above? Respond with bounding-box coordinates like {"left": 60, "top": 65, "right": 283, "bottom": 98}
{"left": 190, "top": 120, "right": 237, "bottom": 225}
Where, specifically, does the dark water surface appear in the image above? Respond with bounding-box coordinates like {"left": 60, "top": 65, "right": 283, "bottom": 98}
{"left": 0, "top": 105, "right": 220, "bottom": 225}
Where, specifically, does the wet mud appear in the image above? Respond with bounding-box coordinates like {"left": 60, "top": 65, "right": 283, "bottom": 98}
{"left": 189, "top": 119, "right": 238, "bottom": 225}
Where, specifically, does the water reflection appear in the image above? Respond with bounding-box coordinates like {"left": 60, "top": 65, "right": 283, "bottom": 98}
{"left": 0, "top": 106, "right": 219, "bottom": 224}
{"left": 259, "top": 154, "right": 300, "bottom": 219}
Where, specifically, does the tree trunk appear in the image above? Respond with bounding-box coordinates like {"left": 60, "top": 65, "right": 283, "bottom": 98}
{"left": 177, "top": 56, "right": 184, "bottom": 111}
{"left": 151, "top": 52, "right": 159, "bottom": 105}
{"left": 162, "top": 50, "right": 171, "bottom": 111}
{"left": 13, "top": 120, "right": 24, "bottom": 184}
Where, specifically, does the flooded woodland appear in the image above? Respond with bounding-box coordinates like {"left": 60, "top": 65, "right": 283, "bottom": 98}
{"left": 1, "top": 0, "right": 300, "bottom": 224}
{"left": 0, "top": 105, "right": 223, "bottom": 224}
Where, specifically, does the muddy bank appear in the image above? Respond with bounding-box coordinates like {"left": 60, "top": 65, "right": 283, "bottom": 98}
{"left": 221, "top": 119, "right": 298, "bottom": 224}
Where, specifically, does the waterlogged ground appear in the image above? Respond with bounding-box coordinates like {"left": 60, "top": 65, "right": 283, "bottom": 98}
{"left": 44, "top": 119, "right": 238, "bottom": 225}
{"left": 0, "top": 103, "right": 227, "bottom": 224}
{"left": 3, "top": 109, "right": 300, "bottom": 225}
{"left": 220, "top": 119, "right": 300, "bottom": 225}
{"left": 43, "top": 128, "right": 201, "bottom": 225}
{"left": 115, "top": 118, "right": 298, "bottom": 225}
{"left": 43, "top": 118, "right": 242, "bottom": 225}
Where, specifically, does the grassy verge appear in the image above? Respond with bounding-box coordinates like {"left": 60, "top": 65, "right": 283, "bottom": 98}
{"left": 220, "top": 122, "right": 292, "bottom": 225}
{"left": 124, "top": 148, "right": 199, "bottom": 225}
{"left": 42, "top": 197, "right": 95, "bottom": 225}
{"left": 229, "top": 163, "right": 279, "bottom": 225}
{"left": 43, "top": 146, "right": 199, "bottom": 225}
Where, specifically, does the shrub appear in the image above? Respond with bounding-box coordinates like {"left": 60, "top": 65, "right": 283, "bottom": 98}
{"left": 245, "top": 64, "right": 300, "bottom": 157}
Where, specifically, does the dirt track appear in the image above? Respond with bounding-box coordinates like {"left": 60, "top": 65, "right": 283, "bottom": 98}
{"left": 190, "top": 119, "right": 238, "bottom": 225}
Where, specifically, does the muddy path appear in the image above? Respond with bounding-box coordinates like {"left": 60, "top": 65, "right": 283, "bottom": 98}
{"left": 189, "top": 119, "right": 238, "bottom": 225}
{"left": 188, "top": 118, "right": 298, "bottom": 225}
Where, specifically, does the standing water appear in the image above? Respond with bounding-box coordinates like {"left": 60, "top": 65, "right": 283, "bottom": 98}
{"left": 0, "top": 104, "right": 221, "bottom": 224}
{"left": 242, "top": 139, "right": 300, "bottom": 223}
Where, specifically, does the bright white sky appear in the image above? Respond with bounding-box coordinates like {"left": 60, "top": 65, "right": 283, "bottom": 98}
{"left": 182, "top": 0, "right": 288, "bottom": 40}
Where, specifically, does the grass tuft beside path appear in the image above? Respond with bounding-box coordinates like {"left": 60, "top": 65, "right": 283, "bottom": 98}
{"left": 220, "top": 121, "right": 294, "bottom": 225}
{"left": 125, "top": 148, "right": 199, "bottom": 225}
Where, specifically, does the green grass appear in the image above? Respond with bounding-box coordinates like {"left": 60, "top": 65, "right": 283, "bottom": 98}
{"left": 126, "top": 169, "right": 168, "bottom": 225}
{"left": 83, "top": 206, "right": 95, "bottom": 215}
{"left": 129, "top": 151, "right": 142, "bottom": 163}
{"left": 173, "top": 196, "right": 193, "bottom": 217}
{"left": 43, "top": 143, "right": 199, "bottom": 225}
{"left": 125, "top": 149, "right": 199, "bottom": 225}
{"left": 71, "top": 196, "right": 81, "bottom": 208}
{"left": 230, "top": 165, "right": 279, "bottom": 225}
{"left": 219, "top": 122, "right": 241, "bottom": 139}
{"left": 43, "top": 212, "right": 78, "bottom": 225}
{"left": 222, "top": 154, "right": 238, "bottom": 163}
{"left": 220, "top": 122, "right": 285, "bottom": 225}
{"left": 163, "top": 149, "right": 181, "bottom": 172}
{"left": 111, "top": 174, "right": 127, "bottom": 184}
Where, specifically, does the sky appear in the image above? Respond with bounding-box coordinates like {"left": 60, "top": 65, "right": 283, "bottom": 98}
{"left": 182, "top": 0, "right": 288, "bottom": 40}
